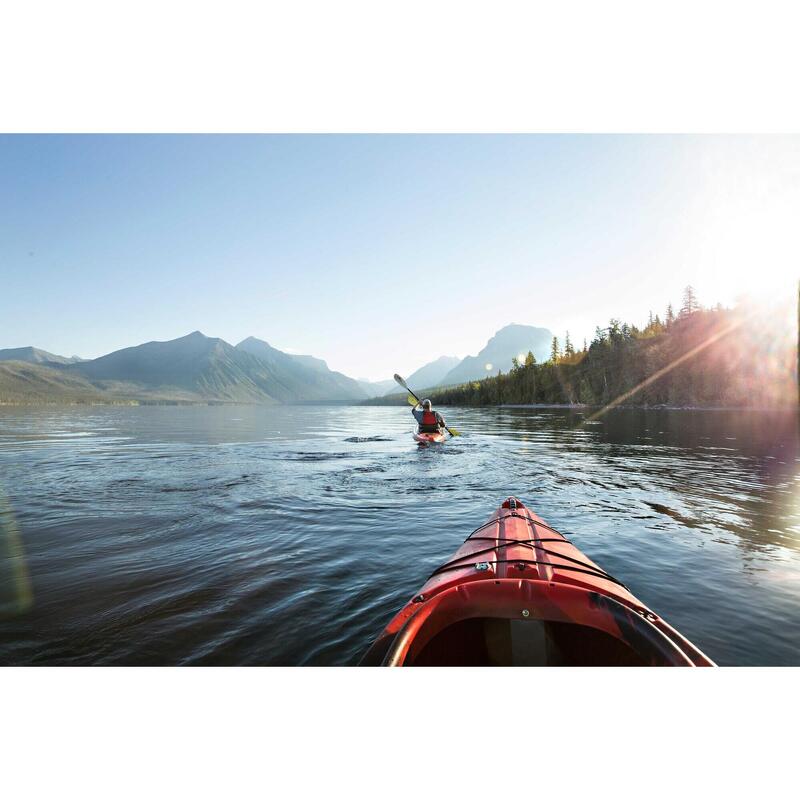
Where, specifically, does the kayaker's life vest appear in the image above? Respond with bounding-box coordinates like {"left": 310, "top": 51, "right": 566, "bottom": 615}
{"left": 419, "top": 409, "right": 440, "bottom": 433}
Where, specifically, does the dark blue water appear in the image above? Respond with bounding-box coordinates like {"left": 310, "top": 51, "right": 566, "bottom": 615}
{"left": 0, "top": 404, "right": 798, "bottom": 665}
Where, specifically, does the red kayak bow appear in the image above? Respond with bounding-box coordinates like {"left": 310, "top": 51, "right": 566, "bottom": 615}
{"left": 361, "top": 497, "right": 715, "bottom": 666}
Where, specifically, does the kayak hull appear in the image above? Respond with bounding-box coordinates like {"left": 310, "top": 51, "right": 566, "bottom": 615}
{"left": 361, "top": 497, "right": 715, "bottom": 666}
{"left": 413, "top": 430, "right": 446, "bottom": 444}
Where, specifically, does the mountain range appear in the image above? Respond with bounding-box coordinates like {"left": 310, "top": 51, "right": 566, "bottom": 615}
{"left": 0, "top": 323, "right": 554, "bottom": 405}
{"left": 0, "top": 346, "right": 84, "bottom": 366}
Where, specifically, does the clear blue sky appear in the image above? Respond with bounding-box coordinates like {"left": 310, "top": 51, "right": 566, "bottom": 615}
{"left": 2, "top": 135, "right": 797, "bottom": 380}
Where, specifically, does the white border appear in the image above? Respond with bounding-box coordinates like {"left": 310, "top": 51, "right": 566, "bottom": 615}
{"left": 3, "top": 667, "right": 798, "bottom": 798}
{"left": 1, "top": 1, "right": 799, "bottom": 132}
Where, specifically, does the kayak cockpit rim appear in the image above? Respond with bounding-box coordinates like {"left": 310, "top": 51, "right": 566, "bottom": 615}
{"left": 359, "top": 578, "right": 710, "bottom": 667}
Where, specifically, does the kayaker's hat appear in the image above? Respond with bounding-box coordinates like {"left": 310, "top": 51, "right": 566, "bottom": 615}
{"left": 422, "top": 399, "right": 432, "bottom": 410}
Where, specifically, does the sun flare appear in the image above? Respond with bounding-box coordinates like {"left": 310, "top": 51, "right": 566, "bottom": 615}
{"left": 697, "top": 146, "right": 800, "bottom": 305}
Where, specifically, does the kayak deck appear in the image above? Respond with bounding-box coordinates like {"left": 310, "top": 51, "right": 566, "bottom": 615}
{"left": 361, "top": 497, "right": 714, "bottom": 666}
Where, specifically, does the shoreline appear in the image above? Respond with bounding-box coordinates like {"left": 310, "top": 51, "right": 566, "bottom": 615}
{"left": 0, "top": 399, "right": 362, "bottom": 408}
{"left": 498, "top": 403, "right": 798, "bottom": 412}
{"left": 0, "top": 399, "right": 796, "bottom": 412}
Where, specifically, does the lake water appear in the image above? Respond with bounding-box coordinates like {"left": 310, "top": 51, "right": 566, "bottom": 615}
{"left": 0, "top": 404, "right": 798, "bottom": 666}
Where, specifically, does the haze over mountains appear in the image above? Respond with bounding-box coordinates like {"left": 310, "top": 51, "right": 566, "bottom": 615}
{"left": 359, "top": 378, "right": 396, "bottom": 397}
{"left": 438, "top": 324, "right": 552, "bottom": 386}
{"left": 0, "top": 323, "right": 554, "bottom": 405}
{"left": 397, "top": 356, "right": 461, "bottom": 394}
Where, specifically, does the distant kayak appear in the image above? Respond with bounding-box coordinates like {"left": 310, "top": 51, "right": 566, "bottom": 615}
{"left": 413, "top": 429, "right": 446, "bottom": 444}
{"left": 361, "top": 497, "right": 715, "bottom": 666}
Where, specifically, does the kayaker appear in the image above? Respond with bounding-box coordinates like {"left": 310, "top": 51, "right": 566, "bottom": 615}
{"left": 412, "top": 399, "right": 445, "bottom": 433}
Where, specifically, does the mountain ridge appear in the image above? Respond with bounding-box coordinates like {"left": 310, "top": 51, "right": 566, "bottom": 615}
{"left": 0, "top": 346, "right": 84, "bottom": 366}
{"left": 387, "top": 355, "right": 462, "bottom": 395}
{"left": 439, "top": 324, "right": 552, "bottom": 385}
{"left": 235, "top": 337, "right": 367, "bottom": 402}
{"left": 66, "top": 331, "right": 280, "bottom": 403}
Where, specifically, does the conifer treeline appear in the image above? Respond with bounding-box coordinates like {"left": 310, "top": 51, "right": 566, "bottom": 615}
{"left": 427, "top": 288, "right": 796, "bottom": 408}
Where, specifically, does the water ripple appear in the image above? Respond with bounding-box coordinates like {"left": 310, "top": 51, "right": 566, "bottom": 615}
{"left": 0, "top": 404, "right": 798, "bottom": 665}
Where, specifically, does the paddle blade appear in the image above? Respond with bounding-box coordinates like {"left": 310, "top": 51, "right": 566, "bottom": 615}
{"left": 447, "top": 427, "right": 461, "bottom": 437}
{"left": 393, "top": 373, "right": 409, "bottom": 390}
{"left": 406, "top": 395, "right": 418, "bottom": 406}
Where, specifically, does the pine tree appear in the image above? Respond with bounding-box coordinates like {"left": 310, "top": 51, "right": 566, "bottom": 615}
{"left": 550, "top": 336, "right": 560, "bottom": 363}
{"left": 680, "top": 285, "right": 699, "bottom": 317}
{"left": 666, "top": 303, "right": 675, "bottom": 326}
{"left": 564, "top": 331, "right": 575, "bottom": 358}
{"left": 594, "top": 326, "right": 607, "bottom": 344}
{"left": 524, "top": 351, "right": 536, "bottom": 367}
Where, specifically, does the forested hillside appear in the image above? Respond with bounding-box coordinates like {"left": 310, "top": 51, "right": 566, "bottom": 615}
{"left": 426, "top": 291, "right": 796, "bottom": 409}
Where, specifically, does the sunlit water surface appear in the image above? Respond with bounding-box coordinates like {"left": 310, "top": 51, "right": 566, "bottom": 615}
{"left": 0, "top": 404, "right": 798, "bottom": 666}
